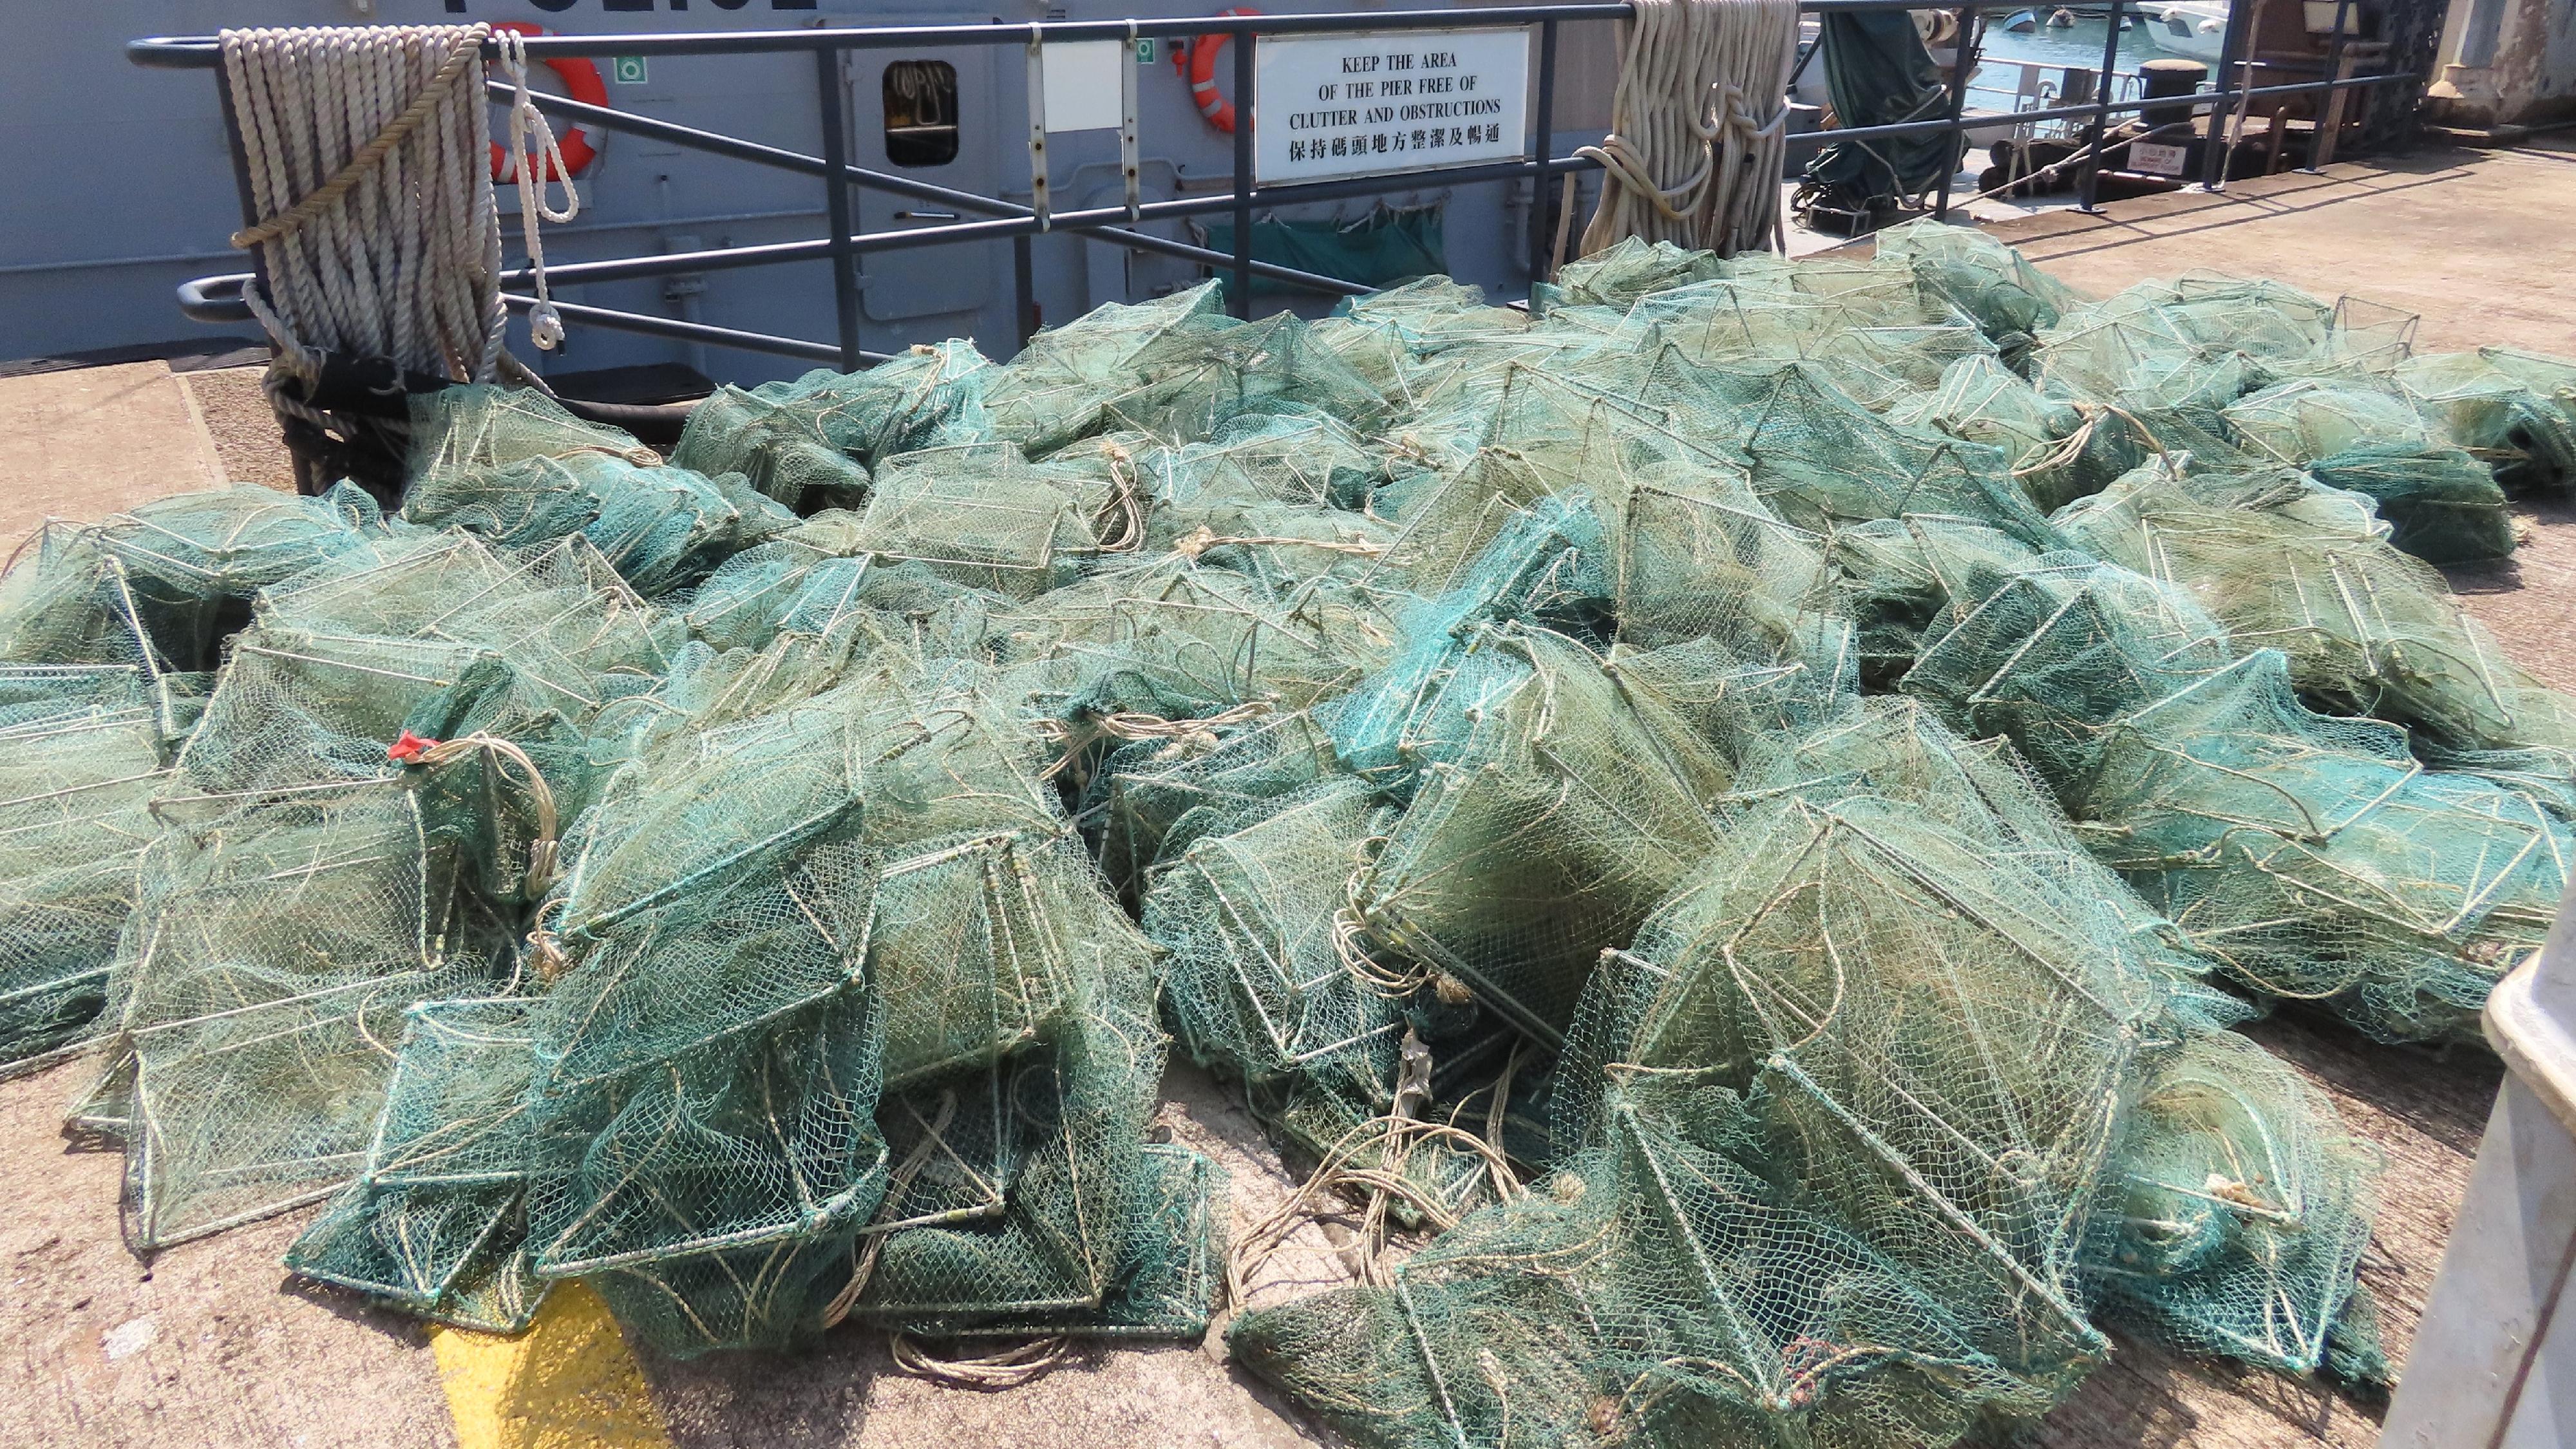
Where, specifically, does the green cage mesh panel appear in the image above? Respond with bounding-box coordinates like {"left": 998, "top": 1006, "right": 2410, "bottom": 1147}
{"left": 91, "top": 781, "right": 504, "bottom": 1249}
{"left": 2058, "top": 459, "right": 2576, "bottom": 768}
{"left": 670, "top": 384, "right": 871, "bottom": 514}
{"left": 0, "top": 701, "right": 172, "bottom": 1066}
{"left": 284, "top": 996, "right": 548, "bottom": 1332}
{"left": 8, "top": 227, "right": 2559, "bottom": 1410}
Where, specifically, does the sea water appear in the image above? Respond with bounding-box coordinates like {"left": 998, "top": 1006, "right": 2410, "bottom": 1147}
{"left": 1972, "top": 13, "right": 2175, "bottom": 113}
{"left": 1980, "top": 13, "right": 2164, "bottom": 71}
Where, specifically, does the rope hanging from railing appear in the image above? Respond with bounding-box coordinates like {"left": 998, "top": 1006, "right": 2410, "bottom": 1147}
{"left": 1576, "top": 0, "right": 1803, "bottom": 259}
{"left": 495, "top": 26, "right": 580, "bottom": 352}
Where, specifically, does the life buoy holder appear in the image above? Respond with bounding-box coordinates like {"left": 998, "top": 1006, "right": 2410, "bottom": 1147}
{"left": 489, "top": 22, "right": 605, "bottom": 181}
{"left": 1172, "top": 8, "right": 1260, "bottom": 135}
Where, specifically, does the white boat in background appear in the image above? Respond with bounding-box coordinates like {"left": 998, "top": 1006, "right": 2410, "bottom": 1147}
{"left": 2139, "top": 1, "right": 2231, "bottom": 62}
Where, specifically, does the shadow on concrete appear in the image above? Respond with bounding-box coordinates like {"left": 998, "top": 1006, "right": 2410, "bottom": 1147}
{"left": 2445, "top": 495, "right": 2576, "bottom": 596}
{"left": 638, "top": 1332, "right": 879, "bottom": 1449}
{"left": 2000, "top": 166, "right": 2483, "bottom": 267}
{"left": 277, "top": 1272, "right": 442, "bottom": 1349}
{"left": 2251, "top": 1010, "right": 2503, "bottom": 1160}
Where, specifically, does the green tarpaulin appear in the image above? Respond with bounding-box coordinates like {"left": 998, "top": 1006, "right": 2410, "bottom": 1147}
{"left": 1202, "top": 204, "right": 1445, "bottom": 300}
{"left": 1802, "top": 12, "right": 1969, "bottom": 209}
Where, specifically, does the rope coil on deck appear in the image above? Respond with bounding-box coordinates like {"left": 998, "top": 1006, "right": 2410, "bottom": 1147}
{"left": 1577, "top": 0, "right": 1803, "bottom": 259}
{"left": 219, "top": 24, "right": 576, "bottom": 489}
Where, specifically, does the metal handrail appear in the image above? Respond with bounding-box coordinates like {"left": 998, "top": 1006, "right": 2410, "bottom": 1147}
{"left": 131, "top": 0, "right": 2416, "bottom": 375}
{"left": 129, "top": 7, "right": 1643, "bottom": 63}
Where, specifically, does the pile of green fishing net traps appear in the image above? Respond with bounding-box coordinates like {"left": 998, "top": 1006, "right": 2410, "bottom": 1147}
{"left": 5, "top": 218, "right": 2573, "bottom": 1437}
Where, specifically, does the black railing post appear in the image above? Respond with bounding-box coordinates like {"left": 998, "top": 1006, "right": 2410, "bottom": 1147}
{"left": 1231, "top": 26, "right": 1256, "bottom": 319}
{"left": 2199, "top": 0, "right": 2253, "bottom": 190}
{"left": 1931, "top": 6, "right": 1976, "bottom": 222}
{"left": 1013, "top": 234, "right": 1037, "bottom": 349}
{"left": 1530, "top": 18, "right": 1558, "bottom": 287}
{"left": 2302, "top": 0, "right": 2353, "bottom": 173}
{"left": 815, "top": 46, "right": 863, "bottom": 373}
{"left": 2076, "top": 0, "right": 2126, "bottom": 213}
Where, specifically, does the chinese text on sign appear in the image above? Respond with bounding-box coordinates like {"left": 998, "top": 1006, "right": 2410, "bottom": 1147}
{"left": 1251, "top": 29, "right": 1531, "bottom": 185}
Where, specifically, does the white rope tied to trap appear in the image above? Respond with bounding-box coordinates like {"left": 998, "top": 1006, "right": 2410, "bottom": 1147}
{"left": 1575, "top": 0, "right": 1803, "bottom": 260}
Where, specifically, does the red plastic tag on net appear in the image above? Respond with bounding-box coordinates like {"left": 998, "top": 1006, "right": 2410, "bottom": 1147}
{"left": 387, "top": 730, "right": 440, "bottom": 765}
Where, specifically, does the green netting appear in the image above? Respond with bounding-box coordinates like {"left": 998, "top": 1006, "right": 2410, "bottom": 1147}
{"left": 1243, "top": 759, "right": 2116, "bottom": 1445}
{"left": 850, "top": 442, "right": 1137, "bottom": 600}
{"left": 1533, "top": 236, "right": 1727, "bottom": 313}
{"left": 670, "top": 383, "right": 871, "bottom": 513}
{"left": 1091, "top": 705, "right": 1347, "bottom": 906}
{"left": 1889, "top": 354, "right": 2110, "bottom": 510}
{"left": 1201, "top": 203, "right": 1446, "bottom": 301}
{"left": 2398, "top": 348, "right": 2576, "bottom": 493}
{"left": 81, "top": 779, "right": 508, "bottom": 1249}
{"left": 400, "top": 446, "right": 796, "bottom": 597}
{"left": 1607, "top": 264, "right": 2004, "bottom": 410}
{"left": 284, "top": 996, "right": 547, "bottom": 1332}
{"left": 0, "top": 484, "right": 388, "bottom": 730}
{"left": 1144, "top": 778, "right": 1405, "bottom": 1162}
{"left": 14, "top": 223, "right": 2575, "bottom": 1428}
{"left": 2057, "top": 458, "right": 2576, "bottom": 768}
{"left": 527, "top": 831, "right": 884, "bottom": 1354}
{"left": 1335, "top": 276, "right": 1532, "bottom": 361}
{"left": 1142, "top": 411, "right": 1381, "bottom": 527}
{"left": 847, "top": 916, "right": 1186, "bottom": 1339}
{"left": 1730, "top": 365, "right": 2058, "bottom": 544}
{"left": 679, "top": 544, "right": 875, "bottom": 652}
{"left": 1354, "top": 622, "right": 1730, "bottom": 1045}
{"left": 981, "top": 282, "right": 1227, "bottom": 455}
{"left": 1901, "top": 556, "right": 2566, "bottom": 1043}
{"left": 1101, "top": 309, "right": 1391, "bottom": 444}
{"left": 2088, "top": 1027, "right": 2380, "bottom": 1378}
{"left": 0, "top": 699, "right": 173, "bottom": 1067}
{"left": 1235, "top": 696, "right": 2376, "bottom": 1447}
{"left": 1874, "top": 218, "right": 2083, "bottom": 359}
{"left": 757, "top": 339, "right": 996, "bottom": 464}
{"left": 2220, "top": 377, "right": 2512, "bottom": 563}
{"left": 407, "top": 384, "right": 663, "bottom": 491}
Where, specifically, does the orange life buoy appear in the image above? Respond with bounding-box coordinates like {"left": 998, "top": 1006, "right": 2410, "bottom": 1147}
{"left": 489, "top": 22, "right": 606, "bottom": 182}
{"left": 1172, "top": 8, "right": 1260, "bottom": 134}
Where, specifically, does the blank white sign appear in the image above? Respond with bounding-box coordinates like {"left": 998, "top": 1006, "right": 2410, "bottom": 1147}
{"left": 1041, "top": 40, "right": 1126, "bottom": 133}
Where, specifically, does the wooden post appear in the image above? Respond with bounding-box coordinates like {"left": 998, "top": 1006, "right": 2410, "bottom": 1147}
{"left": 2313, "top": 42, "right": 2382, "bottom": 167}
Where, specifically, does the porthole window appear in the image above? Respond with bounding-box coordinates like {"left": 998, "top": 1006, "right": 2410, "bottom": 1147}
{"left": 883, "top": 60, "right": 960, "bottom": 168}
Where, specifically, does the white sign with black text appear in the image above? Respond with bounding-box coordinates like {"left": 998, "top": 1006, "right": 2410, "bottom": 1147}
{"left": 1251, "top": 28, "right": 1529, "bottom": 185}
{"left": 2128, "top": 140, "right": 2190, "bottom": 177}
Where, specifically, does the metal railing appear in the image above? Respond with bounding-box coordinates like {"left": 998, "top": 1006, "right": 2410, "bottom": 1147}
{"left": 131, "top": 1, "right": 2417, "bottom": 377}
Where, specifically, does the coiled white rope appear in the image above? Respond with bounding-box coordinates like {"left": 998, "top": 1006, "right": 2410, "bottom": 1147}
{"left": 222, "top": 24, "right": 578, "bottom": 468}
{"left": 223, "top": 26, "right": 504, "bottom": 415}
{"left": 1575, "top": 0, "right": 1803, "bottom": 260}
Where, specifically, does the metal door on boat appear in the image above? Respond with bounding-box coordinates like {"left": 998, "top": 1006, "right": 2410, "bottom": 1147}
{"left": 843, "top": 46, "right": 1005, "bottom": 348}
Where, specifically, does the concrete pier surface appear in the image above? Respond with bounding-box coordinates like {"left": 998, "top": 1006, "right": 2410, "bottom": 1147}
{"left": 0, "top": 135, "right": 2568, "bottom": 1449}
{"left": 1975, "top": 137, "right": 2576, "bottom": 357}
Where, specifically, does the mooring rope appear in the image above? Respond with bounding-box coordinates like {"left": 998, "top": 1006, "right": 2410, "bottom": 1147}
{"left": 220, "top": 24, "right": 575, "bottom": 466}
{"left": 1577, "top": 0, "right": 1804, "bottom": 260}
